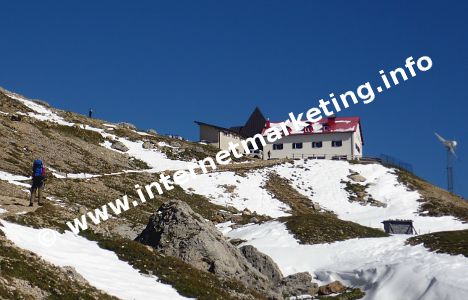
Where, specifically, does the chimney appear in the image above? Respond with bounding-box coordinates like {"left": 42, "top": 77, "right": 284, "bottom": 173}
{"left": 265, "top": 118, "right": 271, "bottom": 129}
{"left": 327, "top": 114, "right": 336, "bottom": 125}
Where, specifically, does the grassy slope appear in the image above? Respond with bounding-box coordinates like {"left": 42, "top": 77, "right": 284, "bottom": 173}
{"left": 394, "top": 168, "right": 468, "bottom": 222}
{"left": 407, "top": 229, "right": 468, "bottom": 257}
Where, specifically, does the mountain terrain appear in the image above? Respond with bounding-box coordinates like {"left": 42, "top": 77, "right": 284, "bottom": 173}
{"left": 0, "top": 87, "right": 467, "bottom": 300}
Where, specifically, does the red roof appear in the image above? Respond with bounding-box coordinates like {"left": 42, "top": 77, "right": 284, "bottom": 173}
{"left": 262, "top": 116, "right": 363, "bottom": 144}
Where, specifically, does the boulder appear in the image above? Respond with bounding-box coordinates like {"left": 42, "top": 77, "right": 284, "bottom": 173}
{"left": 249, "top": 217, "right": 259, "bottom": 224}
{"left": 135, "top": 200, "right": 279, "bottom": 298}
{"left": 147, "top": 129, "right": 158, "bottom": 135}
{"left": 318, "top": 280, "right": 347, "bottom": 295}
{"left": 239, "top": 245, "right": 283, "bottom": 284}
{"left": 142, "top": 141, "right": 155, "bottom": 149}
{"left": 312, "top": 203, "right": 321, "bottom": 210}
{"left": 229, "top": 238, "right": 247, "bottom": 246}
{"left": 135, "top": 200, "right": 321, "bottom": 299}
{"left": 111, "top": 140, "right": 129, "bottom": 152}
{"left": 277, "top": 272, "right": 318, "bottom": 297}
{"left": 349, "top": 174, "right": 366, "bottom": 182}
{"left": 118, "top": 122, "right": 136, "bottom": 130}
{"left": 10, "top": 114, "right": 22, "bottom": 121}
{"left": 242, "top": 208, "right": 252, "bottom": 216}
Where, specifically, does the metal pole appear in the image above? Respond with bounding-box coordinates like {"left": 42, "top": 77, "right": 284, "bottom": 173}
{"left": 447, "top": 148, "right": 454, "bottom": 193}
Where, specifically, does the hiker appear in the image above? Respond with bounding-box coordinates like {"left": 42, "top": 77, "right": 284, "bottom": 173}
{"left": 268, "top": 150, "right": 271, "bottom": 160}
{"left": 29, "top": 159, "right": 46, "bottom": 207}
{"left": 88, "top": 108, "right": 93, "bottom": 118}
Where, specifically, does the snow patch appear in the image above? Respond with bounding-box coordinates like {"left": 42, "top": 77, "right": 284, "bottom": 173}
{"left": 5, "top": 91, "right": 74, "bottom": 126}
{"left": 180, "top": 170, "right": 290, "bottom": 218}
{"left": 0, "top": 170, "right": 31, "bottom": 187}
{"left": 0, "top": 221, "right": 186, "bottom": 300}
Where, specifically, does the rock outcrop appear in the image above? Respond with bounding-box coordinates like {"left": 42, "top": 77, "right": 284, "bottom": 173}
{"left": 278, "top": 272, "right": 319, "bottom": 297}
{"left": 239, "top": 245, "right": 283, "bottom": 284}
{"left": 135, "top": 200, "right": 278, "bottom": 297}
{"left": 142, "top": 141, "right": 156, "bottom": 149}
{"left": 136, "top": 200, "right": 319, "bottom": 299}
{"left": 110, "top": 140, "right": 129, "bottom": 152}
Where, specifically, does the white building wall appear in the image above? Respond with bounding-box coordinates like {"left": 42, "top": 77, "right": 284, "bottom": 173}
{"left": 263, "top": 132, "right": 358, "bottom": 160}
{"left": 352, "top": 124, "right": 363, "bottom": 158}
{"left": 219, "top": 131, "right": 246, "bottom": 154}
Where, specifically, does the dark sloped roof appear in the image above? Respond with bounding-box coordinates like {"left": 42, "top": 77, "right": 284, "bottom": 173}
{"left": 194, "top": 121, "right": 243, "bottom": 136}
{"left": 238, "top": 107, "right": 266, "bottom": 137}
{"left": 195, "top": 107, "right": 267, "bottom": 138}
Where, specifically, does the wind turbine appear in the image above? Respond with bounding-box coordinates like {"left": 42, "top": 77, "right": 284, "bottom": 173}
{"left": 435, "top": 132, "right": 458, "bottom": 193}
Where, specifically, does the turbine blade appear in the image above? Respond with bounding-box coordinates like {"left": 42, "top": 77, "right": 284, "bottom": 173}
{"left": 450, "top": 147, "right": 458, "bottom": 158}
{"left": 434, "top": 132, "right": 446, "bottom": 143}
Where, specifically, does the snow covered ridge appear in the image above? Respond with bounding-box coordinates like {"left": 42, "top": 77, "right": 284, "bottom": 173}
{"left": 1, "top": 87, "right": 201, "bottom": 172}
{"left": 3, "top": 88, "right": 74, "bottom": 126}
{"left": 0, "top": 221, "right": 186, "bottom": 300}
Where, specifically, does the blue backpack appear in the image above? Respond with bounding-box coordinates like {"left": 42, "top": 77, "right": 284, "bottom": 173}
{"left": 33, "top": 159, "right": 43, "bottom": 177}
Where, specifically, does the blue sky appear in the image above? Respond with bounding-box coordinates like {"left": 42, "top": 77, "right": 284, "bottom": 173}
{"left": 1, "top": 1, "right": 466, "bottom": 197}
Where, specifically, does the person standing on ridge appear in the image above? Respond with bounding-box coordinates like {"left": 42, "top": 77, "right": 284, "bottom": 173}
{"left": 88, "top": 108, "right": 93, "bottom": 118}
{"left": 29, "top": 159, "right": 46, "bottom": 207}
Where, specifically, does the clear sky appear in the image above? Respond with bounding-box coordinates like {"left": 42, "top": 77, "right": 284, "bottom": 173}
{"left": 1, "top": 1, "right": 466, "bottom": 197}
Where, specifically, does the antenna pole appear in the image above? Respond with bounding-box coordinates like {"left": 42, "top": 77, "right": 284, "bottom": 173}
{"left": 447, "top": 148, "right": 454, "bottom": 193}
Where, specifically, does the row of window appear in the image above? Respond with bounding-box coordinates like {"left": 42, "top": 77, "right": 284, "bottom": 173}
{"left": 272, "top": 140, "right": 343, "bottom": 150}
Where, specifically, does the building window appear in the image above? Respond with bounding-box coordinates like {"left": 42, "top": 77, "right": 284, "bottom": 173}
{"left": 355, "top": 144, "right": 361, "bottom": 153}
{"left": 312, "top": 141, "right": 323, "bottom": 148}
{"left": 332, "top": 140, "right": 342, "bottom": 147}
{"left": 273, "top": 144, "right": 283, "bottom": 150}
{"left": 292, "top": 142, "right": 303, "bottom": 149}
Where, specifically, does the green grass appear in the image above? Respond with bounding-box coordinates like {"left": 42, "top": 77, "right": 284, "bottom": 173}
{"left": 407, "top": 229, "right": 468, "bottom": 257}
{"left": 5, "top": 202, "right": 70, "bottom": 232}
{"left": 280, "top": 213, "right": 388, "bottom": 244}
{"left": 318, "top": 288, "right": 365, "bottom": 300}
{"left": 394, "top": 168, "right": 468, "bottom": 222}
{"left": 52, "top": 124, "right": 104, "bottom": 144}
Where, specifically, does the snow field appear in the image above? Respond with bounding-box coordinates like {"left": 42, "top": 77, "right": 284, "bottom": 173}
{"left": 224, "top": 221, "right": 468, "bottom": 300}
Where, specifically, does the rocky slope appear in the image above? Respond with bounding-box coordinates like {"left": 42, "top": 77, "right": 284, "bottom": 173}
{"left": 1, "top": 87, "right": 467, "bottom": 300}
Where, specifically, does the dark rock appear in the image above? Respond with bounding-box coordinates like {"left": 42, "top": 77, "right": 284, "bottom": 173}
{"left": 229, "top": 238, "right": 247, "bottom": 246}
{"left": 10, "top": 114, "right": 22, "bottom": 121}
{"left": 111, "top": 140, "right": 129, "bottom": 152}
{"left": 239, "top": 245, "right": 283, "bottom": 284}
{"left": 242, "top": 208, "right": 252, "bottom": 216}
{"left": 277, "top": 272, "right": 318, "bottom": 297}
{"left": 142, "top": 141, "right": 155, "bottom": 149}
